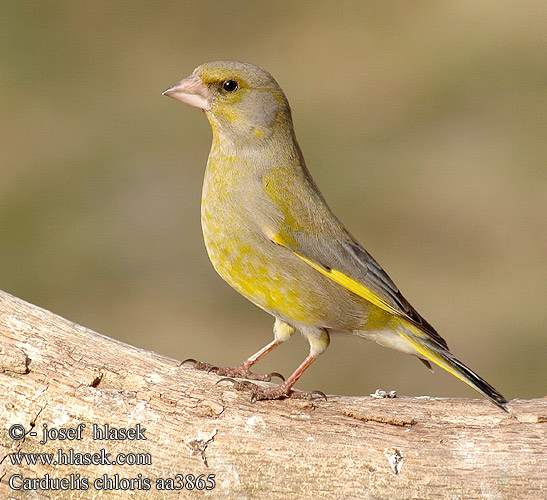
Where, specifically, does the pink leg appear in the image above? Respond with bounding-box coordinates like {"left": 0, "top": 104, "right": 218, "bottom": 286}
{"left": 218, "top": 326, "right": 329, "bottom": 401}
{"left": 245, "top": 339, "right": 282, "bottom": 365}
{"left": 219, "top": 353, "right": 326, "bottom": 402}
{"left": 249, "top": 352, "right": 322, "bottom": 401}
{"left": 182, "top": 339, "right": 285, "bottom": 382}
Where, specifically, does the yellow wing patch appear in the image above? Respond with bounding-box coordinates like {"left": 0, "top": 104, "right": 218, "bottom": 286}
{"left": 293, "top": 252, "right": 402, "bottom": 317}
{"left": 267, "top": 228, "right": 401, "bottom": 317}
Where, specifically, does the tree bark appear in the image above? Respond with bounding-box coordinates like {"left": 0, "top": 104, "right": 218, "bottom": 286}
{"left": 0, "top": 289, "right": 545, "bottom": 499}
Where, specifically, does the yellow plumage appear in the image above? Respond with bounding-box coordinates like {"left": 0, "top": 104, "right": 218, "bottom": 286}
{"left": 163, "top": 61, "right": 508, "bottom": 411}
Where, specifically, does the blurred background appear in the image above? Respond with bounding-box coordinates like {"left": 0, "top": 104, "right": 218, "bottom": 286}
{"left": 1, "top": 1, "right": 545, "bottom": 402}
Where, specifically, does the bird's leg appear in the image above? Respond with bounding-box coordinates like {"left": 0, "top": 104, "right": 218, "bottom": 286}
{"left": 249, "top": 351, "right": 323, "bottom": 401}
{"left": 211, "top": 339, "right": 285, "bottom": 381}
{"left": 223, "top": 327, "right": 330, "bottom": 401}
{"left": 182, "top": 319, "right": 295, "bottom": 382}
{"left": 182, "top": 340, "right": 283, "bottom": 381}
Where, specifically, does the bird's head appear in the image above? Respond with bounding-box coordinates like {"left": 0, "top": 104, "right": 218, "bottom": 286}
{"left": 163, "top": 61, "right": 294, "bottom": 145}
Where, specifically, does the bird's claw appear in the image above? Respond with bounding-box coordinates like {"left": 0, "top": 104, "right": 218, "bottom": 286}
{"left": 310, "top": 390, "right": 328, "bottom": 401}
{"left": 216, "top": 378, "right": 258, "bottom": 392}
{"left": 216, "top": 377, "right": 326, "bottom": 403}
{"left": 213, "top": 366, "right": 284, "bottom": 382}
{"left": 250, "top": 388, "right": 327, "bottom": 403}
{"left": 182, "top": 359, "right": 285, "bottom": 382}
{"left": 181, "top": 358, "right": 216, "bottom": 371}
{"left": 264, "top": 372, "right": 286, "bottom": 382}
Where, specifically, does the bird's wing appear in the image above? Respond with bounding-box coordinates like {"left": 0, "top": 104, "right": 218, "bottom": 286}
{"left": 258, "top": 165, "right": 447, "bottom": 347}
{"left": 267, "top": 227, "right": 448, "bottom": 348}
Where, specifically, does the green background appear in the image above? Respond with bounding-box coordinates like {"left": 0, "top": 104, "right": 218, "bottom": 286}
{"left": 1, "top": 1, "right": 545, "bottom": 402}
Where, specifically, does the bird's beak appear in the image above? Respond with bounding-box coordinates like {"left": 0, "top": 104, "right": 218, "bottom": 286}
{"left": 162, "top": 74, "right": 213, "bottom": 111}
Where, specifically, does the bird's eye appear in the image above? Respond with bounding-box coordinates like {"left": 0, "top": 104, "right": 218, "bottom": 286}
{"left": 222, "top": 80, "right": 239, "bottom": 92}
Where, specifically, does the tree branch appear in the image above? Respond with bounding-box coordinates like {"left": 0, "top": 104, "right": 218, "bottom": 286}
{"left": 0, "top": 290, "right": 545, "bottom": 499}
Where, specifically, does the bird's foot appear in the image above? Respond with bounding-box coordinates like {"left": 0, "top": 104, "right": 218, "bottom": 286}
{"left": 216, "top": 378, "right": 327, "bottom": 403}
{"left": 181, "top": 358, "right": 284, "bottom": 382}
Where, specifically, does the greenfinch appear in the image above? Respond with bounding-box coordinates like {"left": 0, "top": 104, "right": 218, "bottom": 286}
{"left": 163, "top": 61, "right": 508, "bottom": 411}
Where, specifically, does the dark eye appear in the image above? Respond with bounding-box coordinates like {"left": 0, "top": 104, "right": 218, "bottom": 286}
{"left": 222, "top": 79, "right": 238, "bottom": 92}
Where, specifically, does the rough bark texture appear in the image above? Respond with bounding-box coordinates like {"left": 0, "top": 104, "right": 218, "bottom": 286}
{"left": 0, "top": 289, "right": 545, "bottom": 499}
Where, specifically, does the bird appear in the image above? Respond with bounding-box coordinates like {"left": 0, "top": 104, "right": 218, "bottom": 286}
{"left": 163, "top": 60, "right": 508, "bottom": 411}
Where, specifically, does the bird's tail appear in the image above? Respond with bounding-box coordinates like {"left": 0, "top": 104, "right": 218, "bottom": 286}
{"left": 397, "top": 325, "right": 509, "bottom": 412}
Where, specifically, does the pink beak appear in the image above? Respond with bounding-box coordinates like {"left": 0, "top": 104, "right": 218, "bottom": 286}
{"left": 162, "top": 74, "right": 213, "bottom": 111}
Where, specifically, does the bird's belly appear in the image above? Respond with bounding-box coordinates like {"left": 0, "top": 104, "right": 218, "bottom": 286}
{"left": 201, "top": 204, "right": 370, "bottom": 329}
{"left": 202, "top": 224, "right": 310, "bottom": 322}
